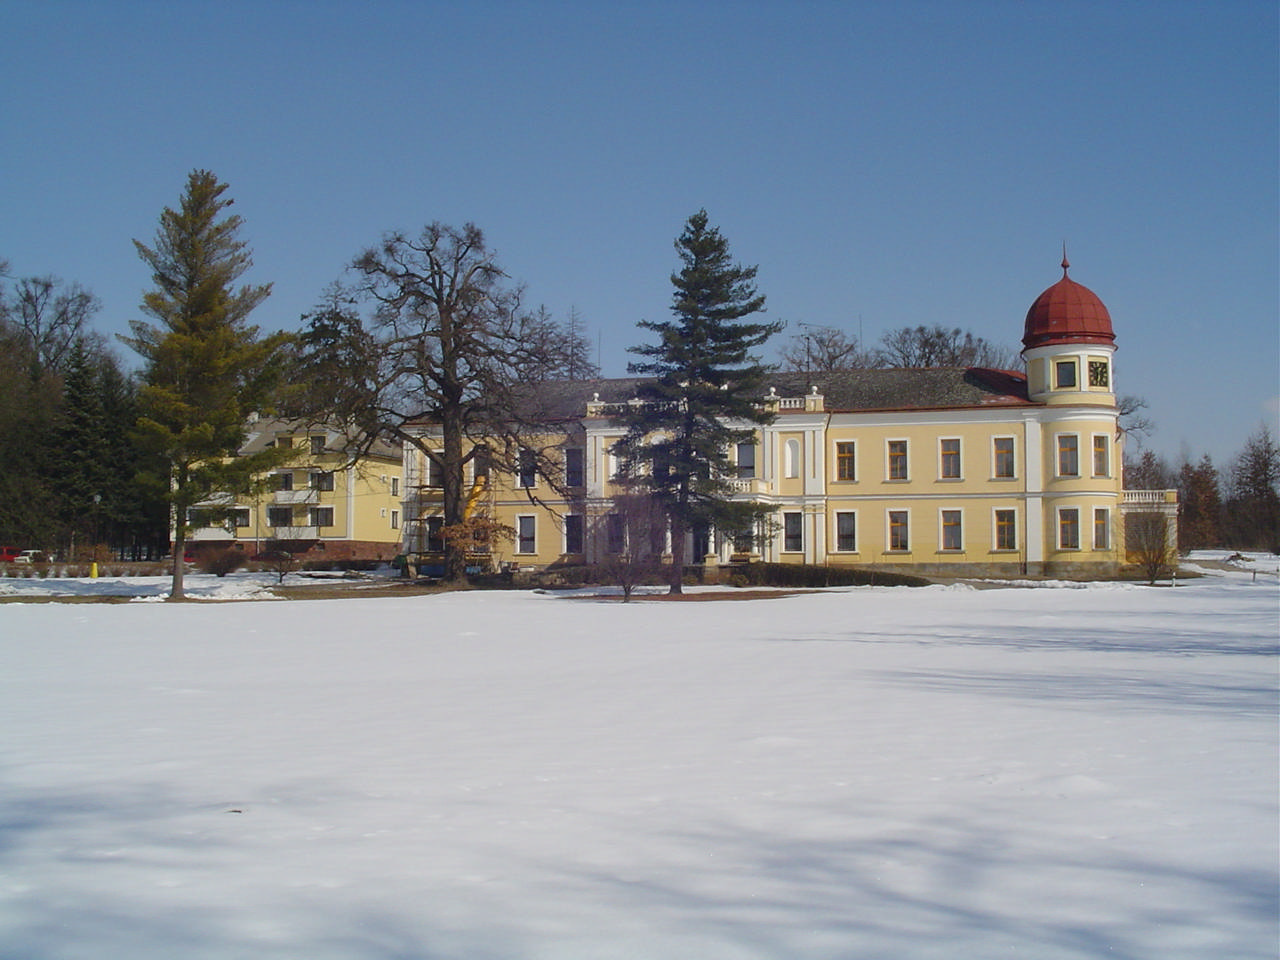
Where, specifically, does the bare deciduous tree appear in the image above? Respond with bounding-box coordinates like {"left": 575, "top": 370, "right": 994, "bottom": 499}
{"left": 875, "top": 324, "right": 1016, "bottom": 369}
{"left": 778, "top": 325, "right": 870, "bottom": 373}
{"left": 1126, "top": 512, "right": 1176, "bottom": 584}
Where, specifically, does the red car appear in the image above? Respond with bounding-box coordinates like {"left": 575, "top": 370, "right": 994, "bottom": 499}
{"left": 0, "top": 547, "right": 21, "bottom": 563}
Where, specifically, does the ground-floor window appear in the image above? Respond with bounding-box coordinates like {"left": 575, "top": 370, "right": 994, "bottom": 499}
{"left": 267, "top": 506, "right": 292, "bottom": 528}
{"left": 517, "top": 515, "right": 536, "bottom": 554}
{"left": 1059, "top": 508, "right": 1080, "bottom": 550}
{"left": 835, "top": 511, "right": 857, "bottom": 552}
{"left": 564, "top": 514, "right": 584, "bottom": 554}
{"left": 783, "top": 512, "right": 803, "bottom": 552}
{"left": 309, "top": 506, "right": 334, "bottom": 528}
{"left": 426, "top": 516, "right": 444, "bottom": 553}
{"left": 1093, "top": 508, "right": 1110, "bottom": 550}
{"left": 940, "top": 509, "right": 963, "bottom": 550}
{"left": 888, "top": 510, "right": 909, "bottom": 551}
{"left": 994, "top": 509, "right": 1017, "bottom": 550}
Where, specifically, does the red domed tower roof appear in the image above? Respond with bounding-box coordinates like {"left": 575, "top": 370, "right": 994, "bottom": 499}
{"left": 1022, "top": 255, "right": 1115, "bottom": 349}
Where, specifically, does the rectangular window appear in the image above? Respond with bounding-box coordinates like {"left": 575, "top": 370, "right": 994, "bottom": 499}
{"left": 473, "top": 446, "right": 491, "bottom": 480}
{"left": 835, "top": 441, "right": 856, "bottom": 481}
{"left": 1056, "top": 359, "right": 1077, "bottom": 389}
{"left": 309, "top": 436, "right": 325, "bottom": 456}
{"left": 993, "top": 437, "right": 1015, "bottom": 478}
{"left": 309, "top": 506, "right": 334, "bottom": 528}
{"left": 783, "top": 512, "right": 803, "bottom": 552}
{"left": 736, "top": 442, "right": 756, "bottom": 479}
{"left": 390, "top": 509, "right": 399, "bottom": 529}
{"left": 275, "top": 472, "right": 294, "bottom": 492}
{"left": 518, "top": 449, "right": 537, "bottom": 488}
{"left": 517, "top": 516, "right": 536, "bottom": 553}
{"left": 1094, "top": 508, "right": 1110, "bottom": 549}
{"left": 888, "top": 440, "right": 909, "bottom": 480}
{"left": 426, "top": 516, "right": 444, "bottom": 552}
{"left": 226, "top": 508, "right": 249, "bottom": 528}
{"left": 940, "top": 439, "right": 961, "bottom": 479}
{"left": 941, "top": 509, "right": 963, "bottom": 550}
{"left": 995, "top": 509, "right": 1017, "bottom": 550}
{"left": 1059, "top": 508, "right": 1080, "bottom": 550}
{"left": 422, "top": 456, "right": 442, "bottom": 488}
{"left": 276, "top": 437, "right": 293, "bottom": 450}
{"left": 606, "top": 513, "right": 625, "bottom": 554}
{"left": 565, "top": 448, "right": 585, "bottom": 487}
{"left": 564, "top": 514, "right": 584, "bottom": 554}
{"left": 1057, "top": 435, "right": 1079, "bottom": 477}
{"left": 1092, "top": 436, "right": 1110, "bottom": 477}
{"left": 267, "top": 506, "right": 292, "bottom": 528}
{"left": 310, "top": 471, "right": 334, "bottom": 492}
{"left": 835, "top": 512, "right": 857, "bottom": 552}
{"left": 888, "top": 510, "right": 909, "bottom": 551}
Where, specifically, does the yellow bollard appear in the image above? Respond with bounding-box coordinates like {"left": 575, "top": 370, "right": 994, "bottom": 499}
{"left": 90, "top": 561, "right": 98, "bottom": 578}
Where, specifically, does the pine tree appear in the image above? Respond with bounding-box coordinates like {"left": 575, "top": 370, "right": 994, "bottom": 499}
{"left": 1177, "top": 454, "right": 1221, "bottom": 551}
{"left": 615, "top": 209, "right": 782, "bottom": 594}
{"left": 1225, "top": 426, "right": 1280, "bottom": 551}
{"left": 122, "top": 170, "right": 291, "bottom": 599}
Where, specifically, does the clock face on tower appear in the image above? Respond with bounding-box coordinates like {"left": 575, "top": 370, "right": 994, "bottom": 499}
{"left": 1088, "top": 359, "right": 1110, "bottom": 388}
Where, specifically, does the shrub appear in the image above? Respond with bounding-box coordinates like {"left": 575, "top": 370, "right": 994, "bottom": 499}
{"left": 201, "top": 548, "right": 246, "bottom": 577}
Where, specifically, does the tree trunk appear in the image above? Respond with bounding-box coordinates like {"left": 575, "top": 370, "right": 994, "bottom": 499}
{"left": 168, "top": 529, "right": 186, "bottom": 601}
{"left": 668, "top": 516, "right": 685, "bottom": 595}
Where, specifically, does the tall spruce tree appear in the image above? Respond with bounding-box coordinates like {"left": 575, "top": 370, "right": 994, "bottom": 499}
{"left": 123, "top": 170, "right": 291, "bottom": 599}
{"left": 615, "top": 209, "right": 782, "bottom": 594}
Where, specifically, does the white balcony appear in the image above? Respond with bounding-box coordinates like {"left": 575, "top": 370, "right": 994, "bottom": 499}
{"left": 728, "top": 477, "right": 771, "bottom": 495}
{"left": 274, "top": 489, "right": 319, "bottom": 505}
{"left": 272, "top": 525, "right": 320, "bottom": 540}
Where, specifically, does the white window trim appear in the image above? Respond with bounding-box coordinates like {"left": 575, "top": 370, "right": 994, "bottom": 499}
{"left": 938, "top": 437, "right": 963, "bottom": 481}
{"left": 782, "top": 510, "right": 803, "bottom": 552}
{"left": 833, "top": 510, "right": 858, "bottom": 553}
{"left": 1058, "top": 507, "right": 1081, "bottom": 551}
{"left": 1093, "top": 507, "right": 1110, "bottom": 550}
{"left": 939, "top": 508, "right": 963, "bottom": 552}
{"left": 833, "top": 440, "right": 857, "bottom": 482}
{"left": 992, "top": 508, "right": 1019, "bottom": 552}
{"left": 1055, "top": 358, "right": 1079, "bottom": 390}
{"left": 886, "top": 439, "right": 910, "bottom": 482}
{"left": 1091, "top": 434, "right": 1111, "bottom": 478}
{"left": 516, "top": 514, "right": 537, "bottom": 554}
{"left": 1056, "top": 433, "right": 1081, "bottom": 478}
{"left": 992, "top": 435, "right": 1017, "bottom": 480}
{"left": 886, "top": 508, "right": 910, "bottom": 552}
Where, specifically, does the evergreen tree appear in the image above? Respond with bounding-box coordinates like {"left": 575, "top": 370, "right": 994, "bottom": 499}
{"left": 615, "top": 209, "right": 782, "bottom": 594}
{"left": 1177, "top": 454, "right": 1221, "bottom": 551}
{"left": 122, "top": 170, "right": 291, "bottom": 599}
{"left": 1224, "top": 426, "right": 1280, "bottom": 551}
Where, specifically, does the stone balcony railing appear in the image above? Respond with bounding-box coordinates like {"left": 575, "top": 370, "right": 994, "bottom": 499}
{"left": 1122, "top": 489, "right": 1178, "bottom": 505}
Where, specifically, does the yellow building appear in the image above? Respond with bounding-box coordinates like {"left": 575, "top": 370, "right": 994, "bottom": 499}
{"left": 402, "top": 261, "right": 1176, "bottom": 578}
{"left": 188, "top": 418, "right": 404, "bottom": 563}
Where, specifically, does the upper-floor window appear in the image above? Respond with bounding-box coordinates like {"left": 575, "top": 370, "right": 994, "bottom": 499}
{"left": 275, "top": 472, "right": 294, "bottom": 492}
{"left": 518, "top": 449, "right": 537, "bottom": 488}
{"left": 565, "top": 448, "right": 585, "bottom": 488}
{"left": 1057, "top": 435, "right": 1079, "bottom": 477}
{"left": 267, "top": 506, "right": 293, "bottom": 528}
{"left": 783, "top": 511, "right": 803, "bottom": 552}
{"left": 941, "top": 509, "right": 963, "bottom": 550}
{"left": 1092, "top": 436, "right": 1110, "bottom": 477}
{"left": 390, "top": 477, "right": 400, "bottom": 497}
{"left": 888, "top": 440, "right": 909, "bottom": 481}
{"left": 835, "top": 441, "right": 856, "bottom": 481}
{"left": 309, "top": 506, "right": 334, "bottom": 528}
{"left": 309, "top": 436, "right": 325, "bottom": 456}
{"left": 422, "top": 456, "right": 442, "bottom": 488}
{"left": 993, "top": 437, "right": 1016, "bottom": 479}
{"left": 473, "top": 446, "right": 491, "bottom": 480}
{"left": 1055, "top": 359, "right": 1078, "bottom": 389}
{"left": 736, "top": 442, "right": 756, "bottom": 479}
{"left": 940, "top": 439, "right": 961, "bottom": 479}
{"left": 390, "top": 509, "right": 399, "bottom": 529}
{"left": 276, "top": 436, "right": 293, "bottom": 450}
{"left": 230, "top": 508, "right": 251, "bottom": 528}
{"left": 310, "top": 471, "right": 334, "bottom": 492}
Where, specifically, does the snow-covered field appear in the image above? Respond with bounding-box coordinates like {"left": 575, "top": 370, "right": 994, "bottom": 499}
{"left": 1, "top": 561, "right": 1276, "bottom": 959}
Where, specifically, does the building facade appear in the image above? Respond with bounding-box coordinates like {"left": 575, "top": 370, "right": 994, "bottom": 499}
{"left": 187, "top": 418, "right": 404, "bottom": 562}
{"left": 401, "top": 262, "right": 1176, "bottom": 578}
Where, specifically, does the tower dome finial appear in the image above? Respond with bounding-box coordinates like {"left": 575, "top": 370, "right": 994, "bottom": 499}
{"left": 1061, "top": 242, "right": 1070, "bottom": 277}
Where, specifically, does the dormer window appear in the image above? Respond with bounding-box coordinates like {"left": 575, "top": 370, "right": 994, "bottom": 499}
{"left": 1088, "top": 359, "right": 1110, "bottom": 388}
{"left": 1055, "top": 360, "right": 1077, "bottom": 389}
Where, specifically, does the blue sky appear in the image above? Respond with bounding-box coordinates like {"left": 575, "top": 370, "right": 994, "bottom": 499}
{"left": 3, "top": 0, "right": 1276, "bottom": 468}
